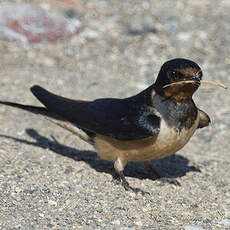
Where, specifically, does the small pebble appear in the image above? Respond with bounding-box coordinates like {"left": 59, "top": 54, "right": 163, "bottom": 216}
{"left": 184, "top": 225, "right": 204, "bottom": 230}
{"left": 184, "top": 226, "right": 204, "bottom": 230}
{"left": 82, "top": 28, "right": 100, "bottom": 39}
{"left": 218, "top": 219, "right": 230, "bottom": 226}
{"left": 135, "top": 221, "right": 143, "bottom": 227}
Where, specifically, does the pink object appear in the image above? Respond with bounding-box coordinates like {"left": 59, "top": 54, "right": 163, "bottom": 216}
{"left": 0, "top": 3, "right": 81, "bottom": 43}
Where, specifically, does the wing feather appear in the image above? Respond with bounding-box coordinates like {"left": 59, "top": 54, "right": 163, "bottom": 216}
{"left": 31, "top": 85, "right": 160, "bottom": 140}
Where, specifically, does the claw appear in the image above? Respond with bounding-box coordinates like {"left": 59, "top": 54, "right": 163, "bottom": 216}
{"left": 144, "top": 161, "right": 181, "bottom": 186}
{"left": 113, "top": 159, "right": 149, "bottom": 195}
{"left": 121, "top": 179, "right": 150, "bottom": 195}
{"left": 158, "top": 177, "right": 181, "bottom": 186}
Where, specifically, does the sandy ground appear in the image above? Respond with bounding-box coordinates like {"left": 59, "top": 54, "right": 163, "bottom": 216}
{"left": 0, "top": 0, "right": 229, "bottom": 229}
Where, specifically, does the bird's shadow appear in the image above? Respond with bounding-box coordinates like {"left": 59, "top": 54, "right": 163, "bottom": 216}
{"left": 0, "top": 128, "right": 201, "bottom": 180}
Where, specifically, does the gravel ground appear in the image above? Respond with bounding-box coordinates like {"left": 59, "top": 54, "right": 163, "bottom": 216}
{"left": 0, "top": 0, "right": 230, "bottom": 229}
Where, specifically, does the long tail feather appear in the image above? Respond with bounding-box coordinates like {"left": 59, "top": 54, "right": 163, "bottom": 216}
{"left": 0, "top": 100, "right": 93, "bottom": 145}
{"left": 0, "top": 101, "right": 65, "bottom": 121}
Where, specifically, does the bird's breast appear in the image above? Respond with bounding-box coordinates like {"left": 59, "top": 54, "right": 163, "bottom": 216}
{"left": 94, "top": 115, "right": 199, "bottom": 162}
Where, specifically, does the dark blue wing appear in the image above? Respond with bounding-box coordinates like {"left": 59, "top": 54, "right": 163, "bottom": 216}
{"left": 31, "top": 85, "right": 160, "bottom": 140}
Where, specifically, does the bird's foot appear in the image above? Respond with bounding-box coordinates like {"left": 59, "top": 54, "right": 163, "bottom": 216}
{"left": 113, "top": 159, "right": 149, "bottom": 195}
{"left": 150, "top": 172, "right": 181, "bottom": 186}
{"left": 157, "top": 177, "right": 181, "bottom": 186}
{"left": 145, "top": 162, "right": 181, "bottom": 186}
{"left": 112, "top": 174, "right": 149, "bottom": 195}
{"left": 121, "top": 179, "right": 150, "bottom": 195}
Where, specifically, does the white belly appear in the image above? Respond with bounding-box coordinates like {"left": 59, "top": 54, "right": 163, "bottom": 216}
{"left": 94, "top": 115, "right": 199, "bottom": 162}
{"left": 148, "top": 117, "right": 199, "bottom": 159}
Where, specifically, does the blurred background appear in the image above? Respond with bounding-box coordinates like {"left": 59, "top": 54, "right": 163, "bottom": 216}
{"left": 0, "top": 0, "right": 229, "bottom": 229}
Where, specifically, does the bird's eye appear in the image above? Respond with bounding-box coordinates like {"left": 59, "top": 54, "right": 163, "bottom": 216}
{"left": 170, "top": 71, "right": 180, "bottom": 81}
{"left": 197, "top": 70, "right": 202, "bottom": 80}
{"left": 171, "top": 71, "right": 176, "bottom": 76}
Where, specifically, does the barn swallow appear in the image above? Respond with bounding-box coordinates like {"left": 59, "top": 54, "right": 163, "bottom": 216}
{"left": 1, "top": 58, "right": 225, "bottom": 192}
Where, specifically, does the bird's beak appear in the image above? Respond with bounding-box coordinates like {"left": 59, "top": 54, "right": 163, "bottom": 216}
{"left": 163, "top": 78, "right": 227, "bottom": 89}
{"left": 163, "top": 77, "right": 200, "bottom": 89}
{"left": 188, "top": 77, "right": 201, "bottom": 86}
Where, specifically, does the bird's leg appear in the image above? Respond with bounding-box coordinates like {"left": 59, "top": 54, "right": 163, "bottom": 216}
{"left": 114, "top": 158, "right": 130, "bottom": 189}
{"left": 114, "top": 158, "right": 148, "bottom": 194}
{"left": 144, "top": 161, "right": 181, "bottom": 186}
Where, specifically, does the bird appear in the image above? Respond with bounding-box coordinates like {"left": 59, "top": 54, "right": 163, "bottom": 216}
{"left": 1, "top": 58, "right": 222, "bottom": 193}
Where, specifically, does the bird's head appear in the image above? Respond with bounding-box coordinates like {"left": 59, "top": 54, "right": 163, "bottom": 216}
{"left": 154, "top": 58, "right": 202, "bottom": 101}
